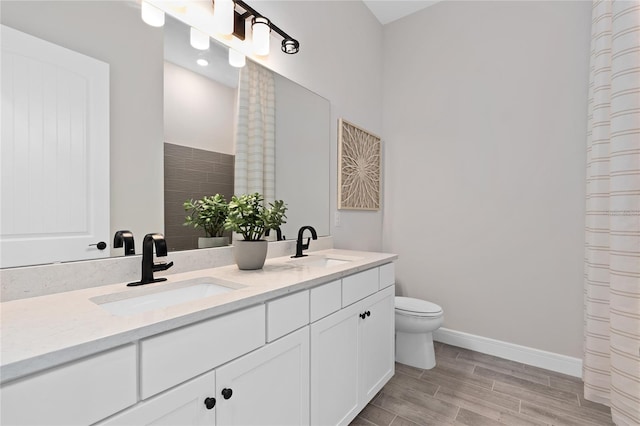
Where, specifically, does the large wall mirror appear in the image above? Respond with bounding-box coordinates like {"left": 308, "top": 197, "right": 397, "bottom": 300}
{"left": 0, "top": 1, "right": 330, "bottom": 268}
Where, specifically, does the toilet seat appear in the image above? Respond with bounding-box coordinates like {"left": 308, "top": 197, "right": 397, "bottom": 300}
{"left": 395, "top": 296, "right": 443, "bottom": 318}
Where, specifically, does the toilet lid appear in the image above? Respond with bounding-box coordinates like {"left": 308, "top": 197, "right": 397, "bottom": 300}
{"left": 395, "top": 297, "right": 443, "bottom": 317}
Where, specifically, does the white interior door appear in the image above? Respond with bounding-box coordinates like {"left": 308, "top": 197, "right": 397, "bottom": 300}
{"left": 1, "top": 25, "right": 109, "bottom": 267}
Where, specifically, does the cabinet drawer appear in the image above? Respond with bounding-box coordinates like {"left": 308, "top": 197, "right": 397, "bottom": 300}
{"left": 140, "top": 304, "right": 265, "bottom": 399}
{"left": 266, "top": 290, "right": 309, "bottom": 342}
{"left": 0, "top": 345, "right": 137, "bottom": 425}
{"left": 379, "top": 263, "right": 395, "bottom": 290}
{"left": 342, "top": 268, "right": 379, "bottom": 307}
{"left": 310, "top": 279, "right": 341, "bottom": 323}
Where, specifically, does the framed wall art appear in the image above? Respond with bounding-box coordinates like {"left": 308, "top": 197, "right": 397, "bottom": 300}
{"left": 338, "top": 118, "right": 381, "bottom": 210}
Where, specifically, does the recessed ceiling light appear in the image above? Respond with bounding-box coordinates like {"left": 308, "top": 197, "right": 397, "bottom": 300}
{"left": 196, "top": 58, "right": 209, "bottom": 67}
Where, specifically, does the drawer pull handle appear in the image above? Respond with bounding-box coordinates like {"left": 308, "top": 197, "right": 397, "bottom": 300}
{"left": 204, "top": 397, "right": 216, "bottom": 409}
{"left": 222, "top": 388, "right": 233, "bottom": 399}
{"left": 89, "top": 241, "right": 107, "bottom": 250}
{"left": 359, "top": 311, "right": 372, "bottom": 319}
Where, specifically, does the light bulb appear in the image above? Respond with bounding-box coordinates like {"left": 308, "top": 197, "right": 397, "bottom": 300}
{"left": 197, "top": 58, "right": 209, "bottom": 67}
{"left": 190, "top": 27, "right": 210, "bottom": 50}
{"left": 141, "top": 1, "right": 164, "bottom": 27}
{"left": 252, "top": 16, "right": 270, "bottom": 55}
{"left": 229, "top": 49, "right": 246, "bottom": 68}
{"left": 213, "top": 0, "right": 234, "bottom": 36}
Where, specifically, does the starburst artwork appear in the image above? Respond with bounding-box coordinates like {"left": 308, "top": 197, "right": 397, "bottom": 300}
{"left": 338, "top": 119, "right": 381, "bottom": 210}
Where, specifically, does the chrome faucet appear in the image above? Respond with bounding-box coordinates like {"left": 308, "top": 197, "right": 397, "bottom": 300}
{"left": 113, "top": 230, "right": 135, "bottom": 256}
{"left": 292, "top": 226, "right": 317, "bottom": 258}
{"left": 128, "top": 233, "right": 174, "bottom": 286}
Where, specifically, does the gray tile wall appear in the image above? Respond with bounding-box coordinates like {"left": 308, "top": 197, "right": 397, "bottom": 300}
{"left": 164, "top": 143, "right": 234, "bottom": 252}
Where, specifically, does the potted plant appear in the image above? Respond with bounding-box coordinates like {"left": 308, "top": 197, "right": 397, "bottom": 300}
{"left": 225, "top": 193, "right": 287, "bottom": 270}
{"left": 183, "top": 194, "right": 229, "bottom": 248}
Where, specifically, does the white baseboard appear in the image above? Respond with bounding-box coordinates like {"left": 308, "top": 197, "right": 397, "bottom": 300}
{"left": 433, "top": 328, "right": 583, "bottom": 378}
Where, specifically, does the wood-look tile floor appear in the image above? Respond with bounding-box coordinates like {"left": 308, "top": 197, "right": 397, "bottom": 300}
{"left": 350, "top": 342, "right": 614, "bottom": 426}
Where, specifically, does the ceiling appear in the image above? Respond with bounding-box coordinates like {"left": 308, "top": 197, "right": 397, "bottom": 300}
{"left": 362, "top": 0, "right": 440, "bottom": 25}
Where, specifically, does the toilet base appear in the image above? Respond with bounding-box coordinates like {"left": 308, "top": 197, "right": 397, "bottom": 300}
{"left": 395, "top": 331, "right": 436, "bottom": 370}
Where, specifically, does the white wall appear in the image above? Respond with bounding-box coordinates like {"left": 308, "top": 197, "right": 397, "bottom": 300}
{"left": 164, "top": 61, "right": 236, "bottom": 154}
{"left": 382, "top": 1, "right": 591, "bottom": 357}
{"left": 1, "top": 1, "right": 164, "bottom": 255}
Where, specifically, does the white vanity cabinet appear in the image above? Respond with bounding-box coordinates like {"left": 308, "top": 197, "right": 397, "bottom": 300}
{"left": 1, "top": 257, "right": 396, "bottom": 426}
{"left": 100, "top": 327, "right": 309, "bottom": 426}
{"left": 310, "top": 267, "right": 395, "bottom": 426}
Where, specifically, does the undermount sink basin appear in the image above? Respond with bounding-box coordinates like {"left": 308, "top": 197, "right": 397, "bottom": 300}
{"left": 299, "top": 258, "right": 351, "bottom": 268}
{"left": 290, "top": 254, "right": 361, "bottom": 268}
{"left": 92, "top": 277, "right": 243, "bottom": 316}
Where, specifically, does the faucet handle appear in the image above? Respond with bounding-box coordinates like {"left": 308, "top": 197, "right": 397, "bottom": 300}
{"left": 302, "top": 237, "right": 311, "bottom": 250}
{"left": 153, "top": 261, "right": 174, "bottom": 272}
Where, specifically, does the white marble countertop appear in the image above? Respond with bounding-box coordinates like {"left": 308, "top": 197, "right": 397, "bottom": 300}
{"left": 0, "top": 249, "right": 396, "bottom": 384}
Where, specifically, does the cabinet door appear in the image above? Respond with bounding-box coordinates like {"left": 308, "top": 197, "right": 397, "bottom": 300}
{"left": 310, "top": 303, "right": 360, "bottom": 426}
{"left": 216, "top": 327, "right": 310, "bottom": 426}
{"left": 97, "top": 370, "right": 216, "bottom": 426}
{"left": 359, "top": 286, "right": 395, "bottom": 402}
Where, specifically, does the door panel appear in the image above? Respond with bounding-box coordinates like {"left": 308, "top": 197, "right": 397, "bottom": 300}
{"left": 310, "top": 304, "right": 359, "bottom": 426}
{"left": 98, "top": 370, "right": 216, "bottom": 426}
{"left": 360, "top": 286, "right": 395, "bottom": 402}
{"left": 1, "top": 25, "right": 109, "bottom": 267}
{"left": 216, "top": 327, "right": 310, "bottom": 426}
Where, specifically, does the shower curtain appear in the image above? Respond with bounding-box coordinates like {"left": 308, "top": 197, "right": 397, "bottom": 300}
{"left": 234, "top": 60, "right": 276, "bottom": 201}
{"left": 583, "top": 1, "right": 640, "bottom": 425}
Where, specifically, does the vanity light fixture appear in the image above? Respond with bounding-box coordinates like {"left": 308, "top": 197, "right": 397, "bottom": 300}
{"left": 214, "top": 0, "right": 300, "bottom": 55}
{"left": 281, "top": 38, "right": 300, "bottom": 54}
{"left": 229, "top": 48, "right": 246, "bottom": 68}
{"left": 213, "top": 0, "right": 235, "bottom": 35}
{"left": 190, "top": 27, "right": 210, "bottom": 50}
{"left": 251, "top": 16, "right": 270, "bottom": 55}
{"left": 141, "top": 1, "right": 165, "bottom": 27}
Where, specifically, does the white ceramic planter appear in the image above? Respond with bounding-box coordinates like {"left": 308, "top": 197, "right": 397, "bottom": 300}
{"left": 198, "top": 237, "right": 229, "bottom": 248}
{"left": 233, "top": 240, "right": 268, "bottom": 270}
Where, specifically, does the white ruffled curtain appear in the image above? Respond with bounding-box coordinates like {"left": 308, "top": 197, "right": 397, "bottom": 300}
{"left": 234, "top": 60, "right": 276, "bottom": 201}
{"left": 583, "top": 1, "right": 640, "bottom": 425}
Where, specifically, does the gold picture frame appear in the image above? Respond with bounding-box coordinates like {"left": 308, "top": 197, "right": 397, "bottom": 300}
{"left": 338, "top": 118, "right": 381, "bottom": 210}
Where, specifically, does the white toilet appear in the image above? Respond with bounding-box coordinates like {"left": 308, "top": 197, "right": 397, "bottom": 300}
{"left": 395, "top": 296, "right": 444, "bottom": 370}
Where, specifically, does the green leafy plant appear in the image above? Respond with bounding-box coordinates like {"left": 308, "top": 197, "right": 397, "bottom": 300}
{"left": 224, "top": 193, "right": 287, "bottom": 241}
{"left": 183, "top": 194, "right": 229, "bottom": 237}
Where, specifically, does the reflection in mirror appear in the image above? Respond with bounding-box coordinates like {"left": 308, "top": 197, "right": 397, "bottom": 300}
{"left": 162, "top": 14, "right": 237, "bottom": 251}
{"left": 162, "top": 14, "right": 330, "bottom": 251}
{"left": 0, "top": 1, "right": 330, "bottom": 268}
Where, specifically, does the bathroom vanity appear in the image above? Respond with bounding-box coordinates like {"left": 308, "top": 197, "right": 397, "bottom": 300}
{"left": 0, "top": 249, "right": 396, "bottom": 425}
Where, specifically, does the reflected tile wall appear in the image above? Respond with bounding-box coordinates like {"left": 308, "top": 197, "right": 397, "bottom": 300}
{"left": 164, "top": 143, "right": 234, "bottom": 252}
